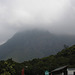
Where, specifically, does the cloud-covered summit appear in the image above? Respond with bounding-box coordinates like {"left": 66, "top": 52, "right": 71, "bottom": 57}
{"left": 0, "top": 0, "right": 75, "bottom": 44}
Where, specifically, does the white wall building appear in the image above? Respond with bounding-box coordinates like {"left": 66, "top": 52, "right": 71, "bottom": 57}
{"left": 67, "top": 68, "right": 75, "bottom": 75}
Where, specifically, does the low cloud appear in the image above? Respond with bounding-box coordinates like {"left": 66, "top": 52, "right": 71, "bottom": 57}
{"left": 0, "top": 0, "right": 75, "bottom": 44}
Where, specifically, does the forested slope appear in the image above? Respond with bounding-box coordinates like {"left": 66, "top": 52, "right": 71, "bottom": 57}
{"left": 0, "top": 45, "right": 75, "bottom": 75}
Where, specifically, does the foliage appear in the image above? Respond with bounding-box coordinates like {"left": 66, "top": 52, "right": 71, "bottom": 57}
{"left": 1, "top": 72, "right": 11, "bottom": 75}
{"left": 0, "top": 45, "right": 75, "bottom": 75}
{"left": 0, "top": 58, "right": 16, "bottom": 75}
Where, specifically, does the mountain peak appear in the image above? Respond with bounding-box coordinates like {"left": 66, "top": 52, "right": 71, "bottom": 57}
{"left": 0, "top": 30, "right": 75, "bottom": 62}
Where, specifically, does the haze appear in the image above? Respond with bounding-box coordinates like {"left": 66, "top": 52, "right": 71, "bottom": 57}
{"left": 0, "top": 0, "right": 75, "bottom": 45}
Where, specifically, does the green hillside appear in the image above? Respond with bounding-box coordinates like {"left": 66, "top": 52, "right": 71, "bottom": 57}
{"left": 0, "top": 45, "right": 75, "bottom": 75}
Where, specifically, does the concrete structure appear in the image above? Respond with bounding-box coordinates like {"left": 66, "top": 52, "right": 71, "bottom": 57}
{"left": 50, "top": 66, "right": 75, "bottom": 75}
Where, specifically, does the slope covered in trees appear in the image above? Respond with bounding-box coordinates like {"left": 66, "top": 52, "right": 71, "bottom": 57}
{"left": 0, "top": 45, "right": 75, "bottom": 75}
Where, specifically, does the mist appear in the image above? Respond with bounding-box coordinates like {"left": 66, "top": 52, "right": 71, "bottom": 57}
{"left": 0, "top": 0, "right": 75, "bottom": 44}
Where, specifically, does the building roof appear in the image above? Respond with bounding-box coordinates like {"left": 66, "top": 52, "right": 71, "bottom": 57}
{"left": 51, "top": 65, "right": 68, "bottom": 73}
{"left": 67, "top": 68, "right": 75, "bottom": 71}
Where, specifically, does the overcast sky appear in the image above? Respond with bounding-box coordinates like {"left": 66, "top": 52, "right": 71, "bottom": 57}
{"left": 0, "top": 0, "right": 75, "bottom": 45}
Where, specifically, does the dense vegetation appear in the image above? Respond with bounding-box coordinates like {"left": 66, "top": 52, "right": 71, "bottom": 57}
{"left": 0, "top": 45, "right": 75, "bottom": 75}
{"left": 0, "top": 30, "right": 75, "bottom": 62}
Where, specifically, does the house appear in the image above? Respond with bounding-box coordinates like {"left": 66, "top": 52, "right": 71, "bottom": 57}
{"left": 50, "top": 66, "right": 68, "bottom": 75}
{"left": 50, "top": 66, "right": 75, "bottom": 75}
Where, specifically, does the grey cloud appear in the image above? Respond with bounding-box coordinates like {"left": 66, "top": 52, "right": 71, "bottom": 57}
{"left": 0, "top": 0, "right": 75, "bottom": 44}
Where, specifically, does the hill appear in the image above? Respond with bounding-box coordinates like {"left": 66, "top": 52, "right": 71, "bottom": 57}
{"left": 21, "top": 45, "right": 75, "bottom": 75}
{"left": 0, "top": 29, "right": 75, "bottom": 62}
{"left": 0, "top": 45, "right": 75, "bottom": 75}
